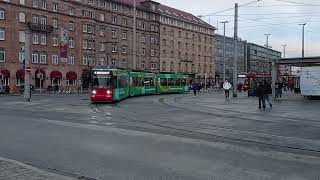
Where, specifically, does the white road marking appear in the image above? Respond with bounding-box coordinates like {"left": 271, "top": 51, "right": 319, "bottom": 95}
{"left": 90, "top": 121, "right": 99, "bottom": 124}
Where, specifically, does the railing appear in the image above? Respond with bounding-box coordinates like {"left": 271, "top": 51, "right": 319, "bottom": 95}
{"left": 27, "top": 22, "right": 53, "bottom": 33}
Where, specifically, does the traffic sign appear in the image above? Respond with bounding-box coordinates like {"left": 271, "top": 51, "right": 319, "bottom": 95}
{"left": 26, "top": 66, "right": 32, "bottom": 73}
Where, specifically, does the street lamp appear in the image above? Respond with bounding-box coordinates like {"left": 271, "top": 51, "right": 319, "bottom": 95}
{"left": 220, "top": 21, "right": 229, "bottom": 82}
{"left": 299, "top": 23, "right": 306, "bottom": 58}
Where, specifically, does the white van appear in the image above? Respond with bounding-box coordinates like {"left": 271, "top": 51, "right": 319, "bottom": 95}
{"left": 300, "top": 66, "right": 320, "bottom": 98}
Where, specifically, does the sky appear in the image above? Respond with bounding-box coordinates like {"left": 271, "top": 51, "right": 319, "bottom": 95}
{"left": 156, "top": 0, "right": 320, "bottom": 58}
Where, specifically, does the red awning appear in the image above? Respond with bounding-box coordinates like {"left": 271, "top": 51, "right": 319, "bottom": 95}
{"left": 50, "top": 70, "right": 62, "bottom": 78}
{"left": 16, "top": 69, "right": 25, "bottom": 78}
{"left": 0, "top": 69, "right": 10, "bottom": 78}
{"left": 66, "top": 71, "right": 77, "bottom": 80}
{"left": 35, "top": 69, "right": 46, "bottom": 76}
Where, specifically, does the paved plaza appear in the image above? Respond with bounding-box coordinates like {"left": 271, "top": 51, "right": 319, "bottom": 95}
{"left": 0, "top": 92, "right": 320, "bottom": 180}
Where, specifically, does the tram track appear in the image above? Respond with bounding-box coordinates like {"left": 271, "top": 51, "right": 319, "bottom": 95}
{"left": 92, "top": 102, "right": 320, "bottom": 157}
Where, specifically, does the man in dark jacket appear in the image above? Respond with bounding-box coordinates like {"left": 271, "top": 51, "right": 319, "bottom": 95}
{"left": 256, "top": 83, "right": 266, "bottom": 109}
{"left": 263, "top": 80, "right": 273, "bottom": 108}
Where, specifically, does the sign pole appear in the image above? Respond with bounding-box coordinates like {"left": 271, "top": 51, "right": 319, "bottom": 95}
{"left": 24, "top": 30, "right": 31, "bottom": 102}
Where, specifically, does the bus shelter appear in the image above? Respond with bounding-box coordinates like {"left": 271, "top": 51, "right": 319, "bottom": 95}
{"left": 271, "top": 56, "right": 320, "bottom": 99}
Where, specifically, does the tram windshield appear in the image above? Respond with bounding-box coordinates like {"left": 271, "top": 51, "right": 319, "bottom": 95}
{"left": 92, "top": 71, "right": 112, "bottom": 88}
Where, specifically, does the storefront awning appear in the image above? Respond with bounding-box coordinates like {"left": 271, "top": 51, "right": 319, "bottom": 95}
{"left": 0, "top": 69, "right": 10, "bottom": 78}
{"left": 16, "top": 69, "right": 25, "bottom": 78}
{"left": 50, "top": 70, "right": 62, "bottom": 78}
{"left": 66, "top": 71, "right": 77, "bottom": 80}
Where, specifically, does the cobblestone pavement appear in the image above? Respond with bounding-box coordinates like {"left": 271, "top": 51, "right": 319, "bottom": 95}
{"left": 0, "top": 157, "right": 75, "bottom": 180}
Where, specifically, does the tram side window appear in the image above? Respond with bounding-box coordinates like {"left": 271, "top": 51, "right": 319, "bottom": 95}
{"left": 168, "top": 78, "right": 174, "bottom": 86}
{"left": 132, "top": 77, "right": 139, "bottom": 87}
{"left": 160, "top": 78, "right": 168, "bottom": 86}
{"left": 174, "top": 79, "right": 181, "bottom": 86}
{"left": 119, "top": 76, "right": 128, "bottom": 88}
{"left": 181, "top": 79, "right": 187, "bottom": 86}
{"left": 150, "top": 78, "right": 155, "bottom": 87}
{"left": 144, "top": 78, "right": 150, "bottom": 87}
{"left": 112, "top": 76, "right": 118, "bottom": 88}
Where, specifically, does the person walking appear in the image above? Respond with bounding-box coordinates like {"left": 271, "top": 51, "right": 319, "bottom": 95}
{"left": 263, "top": 80, "right": 273, "bottom": 108}
{"left": 276, "top": 81, "right": 284, "bottom": 99}
{"left": 192, "top": 82, "right": 198, "bottom": 96}
{"left": 256, "top": 82, "right": 266, "bottom": 109}
{"left": 223, "top": 80, "right": 231, "bottom": 99}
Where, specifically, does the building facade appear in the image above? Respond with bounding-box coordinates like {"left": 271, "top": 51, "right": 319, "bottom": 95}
{"left": 0, "top": 0, "right": 216, "bottom": 92}
{"left": 214, "top": 34, "right": 281, "bottom": 83}
{"left": 247, "top": 43, "right": 281, "bottom": 73}
{"left": 214, "top": 34, "right": 246, "bottom": 81}
{"left": 158, "top": 5, "right": 216, "bottom": 81}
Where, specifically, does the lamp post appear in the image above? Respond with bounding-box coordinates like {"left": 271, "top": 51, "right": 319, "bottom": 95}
{"left": 220, "top": 21, "right": 229, "bottom": 82}
{"left": 299, "top": 23, "right": 306, "bottom": 58}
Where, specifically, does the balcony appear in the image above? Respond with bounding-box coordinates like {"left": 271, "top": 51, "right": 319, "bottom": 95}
{"left": 27, "top": 22, "right": 53, "bottom": 33}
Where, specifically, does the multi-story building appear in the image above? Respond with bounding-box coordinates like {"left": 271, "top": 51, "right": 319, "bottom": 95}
{"left": 0, "top": 0, "right": 215, "bottom": 92}
{"left": 214, "top": 34, "right": 246, "bottom": 81}
{"left": 247, "top": 43, "right": 281, "bottom": 73}
{"left": 213, "top": 34, "right": 281, "bottom": 83}
{"left": 158, "top": 5, "right": 216, "bottom": 81}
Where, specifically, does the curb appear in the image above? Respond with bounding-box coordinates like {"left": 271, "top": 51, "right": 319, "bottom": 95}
{"left": 0, "top": 157, "right": 75, "bottom": 179}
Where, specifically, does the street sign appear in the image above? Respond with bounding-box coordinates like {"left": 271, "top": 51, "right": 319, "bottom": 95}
{"left": 26, "top": 66, "right": 32, "bottom": 73}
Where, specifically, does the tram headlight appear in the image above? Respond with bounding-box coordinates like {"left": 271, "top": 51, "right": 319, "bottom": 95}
{"left": 106, "top": 90, "right": 112, "bottom": 95}
{"left": 91, "top": 90, "right": 97, "bottom": 95}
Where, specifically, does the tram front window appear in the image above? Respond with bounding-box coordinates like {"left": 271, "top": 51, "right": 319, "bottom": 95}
{"left": 92, "top": 73, "right": 112, "bottom": 88}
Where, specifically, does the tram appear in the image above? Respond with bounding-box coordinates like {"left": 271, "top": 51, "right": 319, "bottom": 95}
{"left": 90, "top": 66, "right": 189, "bottom": 102}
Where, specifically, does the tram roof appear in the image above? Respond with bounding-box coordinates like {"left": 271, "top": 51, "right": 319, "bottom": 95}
{"left": 275, "top": 56, "right": 320, "bottom": 65}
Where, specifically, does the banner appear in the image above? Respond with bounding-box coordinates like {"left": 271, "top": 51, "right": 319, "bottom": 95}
{"left": 60, "top": 27, "right": 68, "bottom": 63}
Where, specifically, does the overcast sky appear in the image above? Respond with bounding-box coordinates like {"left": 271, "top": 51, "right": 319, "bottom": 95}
{"left": 156, "top": 0, "right": 320, "bottom": 58}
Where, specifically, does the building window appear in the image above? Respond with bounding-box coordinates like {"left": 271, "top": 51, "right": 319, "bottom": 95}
{"left": 122, "top": 32, "right": 127, "bottom": 40}
{"left": 69, "top": 21, "right": 74, "bottom": 31}
{"left": 122, "top": 18, "right": 127, "bottom": 26}
{"left": 151, "top": 63, "right": 157, "bottom": 70}
{"left": 100, "top": 43, "right": 105, "bottom": 51}
{"left": 19, "top": 31, "right": 26, "bottom": 43}
{"left": 100, "top": 27, "right": 105, "bottom": 36}
{"left": 52, "top": 18, "right": 58, "bottom": 28}
{"left": 19, "top": 12, "right": 26, "bottom": 23}
{"left": 40, "top": 52, "right": 47, "bottom": 64}
{"left": 0, "top": 9, "right": 4, "bottom": 20}
{"left": 141, "top": 61, "right": 145, "bottom": 69}
{"left": 112, "top": 16, "right": 117, "bottom": 24}
{"left": 33, "top": 0, "right": 38, "bottom": 7}
{"left": 33, "top": 33, "right": 39, "bottom": 44}
{"left": 69, "top": 37, "right": 74, "bottom": 48}
{"left": 20, "top": 0, "right": 25, "bottom": 5}
{"left": 82, "top": 40, "right": 87, "bottom": 49}
{"left": 122, "top": 45, "right": 127, "bottom": 54}
{"left": 52, "top": 53, "right": 59, "bottom": 64}
{"left": 68, "top": 55, "right": 74, "bottom": 65}
{"left": 99, "top": 57, "right": 105, "bottom": 65}
{"left": 40, "top": 17, "right": 46, "bottom": 25}
{"left": 100, "top": 13, "right": 105, "bottom": 21}
{"left": 141, "top": 22, "right": 145, "bottom": 30}
{"left": 53, "top": 2, "right": 58, "bottom": 11}
{"left": 41, "top": 0, "right": 47, "bottom": 9}
{"left": 111, "top": 58, "right": 116, "bottom": 66}
{"left": 122, "top": 59, "right": 126, "bottom": 67}
{"left": 0, "top": 48, "right": 5, "bottom": 62}
{"left": 111, "top": 30, "right": 117, "bottom": 38}
{"left": 142, "top": 48, "right": 145, "bottom": 56}
{"left": 40, "top": 34, "right": 46, "bottom": 45}
{"left": 151, "top": 49, "right": 155, "bottom": 57}
{"left": 151, "top": 25, "right": 155, "bottom": 32}
{"left": 88, "top": 0, "right": 94, "bottom": 5}
{"left": 82, "top": 56, "right": 88, "bottom": 65}
{"left": 69, "top": 7, "right": 75, "bottom": 15}
{"left": 87, "top": 40, "right": 95, "bottom": 50}
{"left": 113, "top": 3, "right": 117, "bottom": 10}
{"left": 52, "top": 35, "right": 58, "bottom": 46}
{"left": 141, "top": 36, "right": 146, "bottom": 43}
{"left": 112, "top": 44, "right": 117, "bottom": 53}
{"left": 0, "top": 28, "right": 4, "bottom": 41}
{"left": 32, "top": 16, "right": 39, "bottom": 23}
{"left": 32, "top": 52, "right": 39, "bottom": 63}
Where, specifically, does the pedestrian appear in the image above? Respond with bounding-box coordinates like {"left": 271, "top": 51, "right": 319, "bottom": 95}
{"left": 256, "top": 82, "right": 266, "bottom": 109}
{"left": 223, "top": 80, "right": 231, "bottom": 99}
{"left": 192, "top": 83, "right": 198, "bottom": 96}
{"left": 263, "top": 80, "right": 273, "bottom": 108}
{"left": 276, "top": 81, "right": 284, "bottom": 99}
